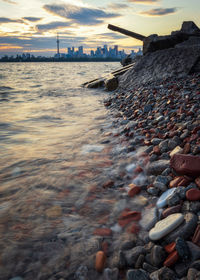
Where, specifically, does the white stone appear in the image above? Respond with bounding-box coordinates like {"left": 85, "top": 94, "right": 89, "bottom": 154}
{"left": 156, "top": 188, "right": 176, "bottom": 208}
{"left": 126, "top": 163, "right": 136, "bottom": 173}
{"left": 149, "top": 213, "right": 184, "bottom": 240}
{"left": 170, "top": 146, "right": 183, "bottom": 157}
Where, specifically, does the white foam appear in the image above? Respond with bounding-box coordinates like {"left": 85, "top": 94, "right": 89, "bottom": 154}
{"left": 81, "top": 144, "right": 104, "bottom": 154}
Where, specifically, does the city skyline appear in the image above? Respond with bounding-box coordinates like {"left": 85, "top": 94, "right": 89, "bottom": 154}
{"left": 0, "top": 0, "right": 200, "bottom": 56}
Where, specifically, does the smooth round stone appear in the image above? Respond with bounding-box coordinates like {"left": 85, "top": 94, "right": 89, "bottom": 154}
{"left": 186, "top": 188, "right": 200, "bottom": 201}
{"left": 156, "top": 188, "right": 176, "bottom": 208}
{"left": 149, "top": 213, "right": 184, "bottom": 241}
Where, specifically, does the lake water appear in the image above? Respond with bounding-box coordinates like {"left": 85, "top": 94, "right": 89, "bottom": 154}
{"left": 0, "top": 62, "right": 123, "bottom": 279}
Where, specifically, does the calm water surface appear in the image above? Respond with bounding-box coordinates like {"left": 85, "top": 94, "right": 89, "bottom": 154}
{"left": 0, "top": 62, "right": 121, "bottom": 279}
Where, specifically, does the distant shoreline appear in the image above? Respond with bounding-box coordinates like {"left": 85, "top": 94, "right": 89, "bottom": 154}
{"left": 0, "top": 58, "right": 122, "bottom": 63}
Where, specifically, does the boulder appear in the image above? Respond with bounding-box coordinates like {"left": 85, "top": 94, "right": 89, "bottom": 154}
{"left": 170, "top": 154, "right": 200, "bottom": 177}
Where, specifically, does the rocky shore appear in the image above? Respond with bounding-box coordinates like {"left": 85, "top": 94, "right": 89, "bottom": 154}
{"left": 98, "top": 72, "right": 200, "bottom": 280}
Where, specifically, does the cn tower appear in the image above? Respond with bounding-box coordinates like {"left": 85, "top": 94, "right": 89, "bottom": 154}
{"left": 57, "top": 33, "right": 60, "bottom": 56}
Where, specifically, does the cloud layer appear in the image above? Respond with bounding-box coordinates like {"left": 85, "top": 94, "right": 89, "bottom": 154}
{"left": 141, "top": 7, "right": 177, "bottom": 16}
{"left": 36, "top": 21, "right": 71, "bottom": 31}
{"left": 0, "top": 17, "right": 23, "bottom": 23}
{"left": 128, "top": 0, "right": 160, "bottom": 4}
{"left": 23, "top": 17, "right": 42, "bottom": 22}
{"left": 43, "top": 4, "right": 120, "bottom": 25}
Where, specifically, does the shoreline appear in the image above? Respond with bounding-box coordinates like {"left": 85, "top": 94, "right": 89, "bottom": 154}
{"left": 97, "top": 72, "right": 200, "bottom": 279}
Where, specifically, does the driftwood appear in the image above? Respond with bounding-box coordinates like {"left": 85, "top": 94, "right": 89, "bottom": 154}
{"left": 82, "top": 63, "right": 135, "bottom": 90}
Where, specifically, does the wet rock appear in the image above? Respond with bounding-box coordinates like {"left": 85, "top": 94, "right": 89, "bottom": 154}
{"left": 146, "top": 160, "right": 170, "bottom": 175}
{"left": 192, "top": 224, "right": 200, "bottom": 246}
{"left": 164, "top": 213, "right": 198, "bottom": 243}
{"left": 187, "top": 268, "right": 198, "bottom": 280}
{"left": 118, "top": 250, "right": 127, "bottom": 269}
{"left": 170, "top": 154, "right": 200, "bottom": 177}
{"left": 147, "top": 186, "right": 159, "bottom": 196}
{"left": 121, "top": 240, "right": 136, "bottom": 251}
{"left": 135, "top": 254, "right": 145, "bottom": 269}
{"left": 9, "top": 278, "right": 24, "bottom": 280}
{"left": 143, "top": 262, "right": 157, "bottom": 273}
{"left": 162, "top": 204, "right": 182, "bottom": 218}
{"left": 74, "top": 265, "right": 88, "bottom": 280}
{"left": 151, "top": 138, "right": 162, "bottom": 145}
{"left": 105, "top": 76, "right": 118, "bottom": 91}
{"left": 150, "top": 245, "right": 166, "bottom": 267}
{"left": 174, "top": 262, "right": 190, "bottom": 278}
{"left": 190, "top": 260, "right": 200, "bottom": 270}
{"left": 149, "top": 213, "right": 184, "bottom": 241}
{"left": 156, "top": 188, "right": 177, "bottom": 208}
{"left": 167, "top": 191, "right": 181, "bottom": 207}
{"left": 159, "top": 140, "right": 169, "bottom": 153}
{"left": 175, "top": 237, "right": 190, "bottom": 261}
{"left": 187, "top": 241, "right": 200, "bottom": 262}
{"left": 125, "top": 246, "right": 146, "bottom": 266}
{"left": 126, "top": 269, "right": 150, "bottom": 280}
{"left": 95, "top": 251, "right": 106, "bottom": 272}
{"left": 186, "top": 188, "right": 200, "bottom": 201}
{"left": 103, "top": 268, "right": 119, "bottom": 280}
{"left": 118, "top": 210, "right": 141, "bottom": 227}
{"left": 150, "top": 267, "right": 177, "bottom": 280}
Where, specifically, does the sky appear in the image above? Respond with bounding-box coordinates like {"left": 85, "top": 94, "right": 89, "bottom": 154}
{"left": 0, "top": 0, "right": 200, "bottom": 56}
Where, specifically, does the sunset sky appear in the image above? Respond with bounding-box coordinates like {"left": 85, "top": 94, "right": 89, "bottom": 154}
{"left": 0, "top": 0, "right": 200, "bottom": 56}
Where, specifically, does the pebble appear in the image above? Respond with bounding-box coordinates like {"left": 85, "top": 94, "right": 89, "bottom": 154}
{"left": 156, "top": 188, "right": 177, "bottom": 208}
{"left": 150, "top": 267, "right": 177, "bottom": 280}
{"left": 150, "top": 245, "right": 166, "bottom": 267}
{"left": 146, "top": 160, "right": 170, "bottom": 175}
{"left": 103, "top": 268, "right": 119, "bottom": 280}
{"left": 126, "top": 269, "right": 150, "bottom": 280}
{"left": 95, "top": 251, "right": 106, "bottom": 272}
{"left": 192, "top": 224, "right": 200, "bottom": 246}
{"left": 163, "top": 250, "right": 179, "bottom": 267}
{"left": 169, "top": 146, "right": 183, "bottom": 157}
{"left": 125, "top": 246, "right": 146, "bottom": 266}
{"left": 164, "top": 213, "right": 198, "bottom": 243}
{"left": 45, "top": 205, "right": 62, "bottom": 218}
{"left": 187, "top": 268, "right": 198, "bottom": 280}
{"left": 170, "top": 154, "right": 200, "bottom": 177}
{"left": 74, "top": 265, "right": 88, "bottom": 280}
{"left": 162, "top": 204, "right": 182, "bottom": 218}
{"left": 164, "top": 242, "right": 176, "bottom": 254}
{"left": 149, "top": 213, "right": 184, "bottom": 240}
{"left": 175, "top": 237, "right": 190, "bottom": 260}
{"left": 93, "top": 228, "right": 112, "bottom": 236}
{"left": 186, "top": 188, "right": 200, "bottom": 201}
{"left": 167, "top": 191, "right": 181, "bottom": 207}
{"left": 128, "top": 185, "right": 141, "bottom": 197}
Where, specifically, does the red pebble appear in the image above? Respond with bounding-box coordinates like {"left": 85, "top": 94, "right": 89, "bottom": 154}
{"left": 128, "top": 186, "right": 141, "bottom": 198}
{"left": 95, "top": 251, "right": 106, "bottom": 272}
{"left": 162, "top": 205, "right": 182, "bottom": 218}
{"left": 93, "top": 228, "right": 112, "bottom": 236}
{"left": 118, "top": 210, "right": 141, "bottom": 227}
{"left": 135, "top": 166, "right": 143, "bottom": 173}
{"left": 164, "top": 250, "right": 179, "bottom": 267}
{"left": 183, "top": 143, "right": 191, "bottom": 154}
{"left": 170, "top": 154, "right": 200, "bottom": 177}
{"left": 128, "top": 223, "right": 140, "bottom": 234}
{"left": 102, "top": 180, "right": 114, "bottom": 188}
{"left": 164, "top": 242, "right": 176, "bottom": 254}
{"left": 153, "top": 145, "right": 161, "bottom": 155}
{"left": 186, "top": 188, "right": 200, "bottom": 201}
{"left": 195, "top": 177, "right": 200, "bottom": 189}
{"left": 192, "top": 225, "right": 200, "bottom": 247}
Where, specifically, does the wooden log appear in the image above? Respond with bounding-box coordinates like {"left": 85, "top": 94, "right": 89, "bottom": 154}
{"left": 108, "top": 24, "right": 146, "bottom": 41}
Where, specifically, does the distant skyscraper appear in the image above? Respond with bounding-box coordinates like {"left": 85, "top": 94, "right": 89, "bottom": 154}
{"left": 57, "top": 33, "right": 60, "bottom": 56}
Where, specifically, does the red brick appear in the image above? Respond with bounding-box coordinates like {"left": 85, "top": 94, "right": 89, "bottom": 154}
{"left": 164, "top": 242, "right": 176, "bottom": 254}
{"left": 93, "top": 228, "right": 112, "bottom": 236}
{"left": 170, "top": 154, "right": 200, "bottom": 177}
{"left": 128, "top": 186, "right": 141, "bottom": 198}
{"left": 186, "top": 188, "right": 200, "bottom": 201}
{"left": 164, "top": 250, "right": 179, "bottom": 267}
